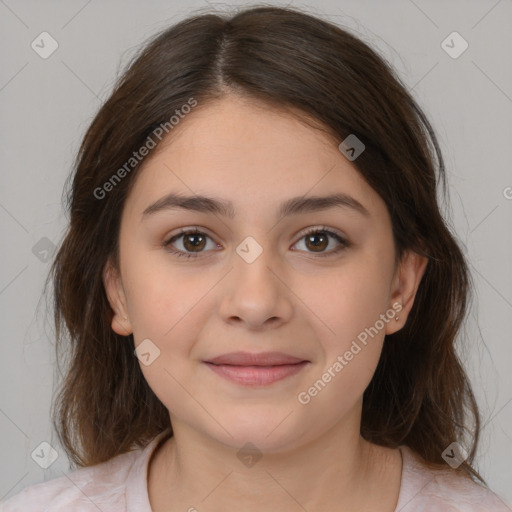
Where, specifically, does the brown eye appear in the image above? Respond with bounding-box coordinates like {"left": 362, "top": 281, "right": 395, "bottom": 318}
{"left": 182, "top": 232, "right": 207, "bottom": 252}
{"left": 293, "top": 227, "right": 349, "bottom": 257}
{"left": 304, "top": 232, "right": 329, "bottom": 252}
{"left": 163, "top": 229, "right": 217, "bottom": 259}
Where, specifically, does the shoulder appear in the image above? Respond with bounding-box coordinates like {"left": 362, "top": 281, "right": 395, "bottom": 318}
{"left": 0, "top": 448, "right": 142, "bottom": 512}
{"left": 396, "top": 445, "right": 511, "bottom": 512}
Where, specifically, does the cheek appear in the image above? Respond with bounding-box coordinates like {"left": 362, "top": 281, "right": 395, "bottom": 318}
{"left": 127, "top": 268, "right": 211, "bottom": 415}
{"left": 295, "top": 253, "right": 393, "bottom": 398}
{"left": 124, "top": 254, "right": 216, "bottom": 357}
{"left": 296, "top": 271, "right": 388, "bottom": 416}
{"left": 122, "top": 244, "right": 209, "bottom": 338}
{"left": 304, "top": 256, "right": 393, "bottom": 343}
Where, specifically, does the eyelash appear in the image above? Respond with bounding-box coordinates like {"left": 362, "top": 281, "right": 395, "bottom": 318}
{"left": 163, "top": 226, "right": 350, "bottom": 260}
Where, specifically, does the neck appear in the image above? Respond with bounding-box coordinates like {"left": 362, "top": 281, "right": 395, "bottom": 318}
{"left": 148, "top": 409, "right": 402, "bottom": 512}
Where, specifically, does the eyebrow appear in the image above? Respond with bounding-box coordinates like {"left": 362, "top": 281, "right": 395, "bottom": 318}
{"left": 141, "top": 192, "right": 370, "bottom": 220}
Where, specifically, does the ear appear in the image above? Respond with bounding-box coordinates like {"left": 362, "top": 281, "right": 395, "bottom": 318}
{"left": 385, "top": 250, "right": 428, "bottom": 335}
{"left": 102, "top": 258, "right": 133, "bottom": 336}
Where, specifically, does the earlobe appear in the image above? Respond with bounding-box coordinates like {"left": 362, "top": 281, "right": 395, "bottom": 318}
{"left": 102, "top": 259, "right": 133, "bottom": 336}
{"left": 386, "top": 250, "right": 428, "bottom": 334}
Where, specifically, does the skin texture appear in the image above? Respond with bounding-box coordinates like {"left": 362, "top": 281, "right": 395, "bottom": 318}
{"left": 103, "top": 94, "right": 428, "bottom": 512}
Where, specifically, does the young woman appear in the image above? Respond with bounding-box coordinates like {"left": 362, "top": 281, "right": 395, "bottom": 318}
{"left": 2, "top": 5, "right": 509, "bottom": 511}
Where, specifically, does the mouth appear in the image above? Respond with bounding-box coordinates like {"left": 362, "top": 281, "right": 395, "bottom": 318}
{"left": 203, "top": 351, "right": 310, "bottom": 386}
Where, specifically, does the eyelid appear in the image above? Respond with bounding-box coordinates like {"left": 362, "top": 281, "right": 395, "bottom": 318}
{"left": 294, "top": 224, "right": 346, "bottom": 241}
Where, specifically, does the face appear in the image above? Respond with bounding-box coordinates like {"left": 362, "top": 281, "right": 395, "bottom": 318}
{"left": 104, "top": 94, "right": 427, "bottom": 453}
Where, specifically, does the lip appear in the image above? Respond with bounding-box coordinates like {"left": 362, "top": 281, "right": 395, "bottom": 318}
{"left": 205, "top": 351, "right": 307, "bottom": 366}
{"left": 203, "top": 351, "right": 309, "bottom": 386}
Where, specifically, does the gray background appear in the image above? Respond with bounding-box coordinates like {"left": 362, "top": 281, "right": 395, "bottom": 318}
{"left": 1, "top": 0, "right": 511, "bottom": 505}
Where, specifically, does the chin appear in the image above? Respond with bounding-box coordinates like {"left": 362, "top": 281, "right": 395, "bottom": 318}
{"left": 202, "top": 410, "right": 308, "bottom": 455}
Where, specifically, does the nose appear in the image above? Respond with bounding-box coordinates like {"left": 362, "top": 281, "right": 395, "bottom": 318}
{"left": 218, "top": 242, "right": 294, "bottom": 331}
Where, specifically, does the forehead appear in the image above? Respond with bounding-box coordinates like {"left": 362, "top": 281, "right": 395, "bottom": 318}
{"left": 124, "top": 95, "right": 386, "bottom": 220}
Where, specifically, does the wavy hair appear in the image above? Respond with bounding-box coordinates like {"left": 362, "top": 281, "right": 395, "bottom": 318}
{"left": 46, "top": 5, "right": 483, "bottom": 483}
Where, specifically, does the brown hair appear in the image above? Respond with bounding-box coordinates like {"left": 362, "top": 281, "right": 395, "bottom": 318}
{"left": 47, "top": 5, "right": 483, "bottom": 483}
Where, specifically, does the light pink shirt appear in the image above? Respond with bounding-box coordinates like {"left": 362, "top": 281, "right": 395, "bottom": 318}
{"left": 1, "top": 430, "right": 510, "bottom": 511}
